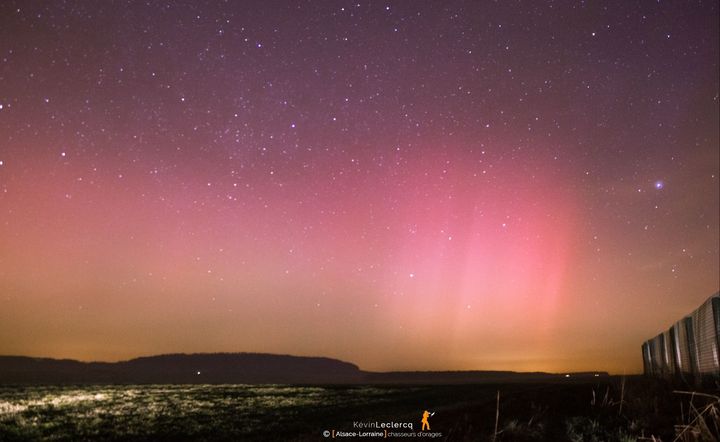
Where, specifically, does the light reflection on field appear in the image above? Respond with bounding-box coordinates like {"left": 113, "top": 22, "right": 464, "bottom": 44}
{"left": 0, "top": 385, "right": 419, "bottom": 441}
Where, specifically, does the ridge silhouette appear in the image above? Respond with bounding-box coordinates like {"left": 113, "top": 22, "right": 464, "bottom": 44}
{"left": 0, "top": 353, "right": 609, "bottom": 385}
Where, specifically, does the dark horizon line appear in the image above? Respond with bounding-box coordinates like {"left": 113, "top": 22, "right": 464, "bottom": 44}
{"left": 0, "top": 351, "right": 628, "bottom": 376}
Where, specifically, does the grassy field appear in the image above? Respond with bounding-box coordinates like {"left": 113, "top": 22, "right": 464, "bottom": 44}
{"left": 0, "top": 377, "right": 717, "bottom": 441}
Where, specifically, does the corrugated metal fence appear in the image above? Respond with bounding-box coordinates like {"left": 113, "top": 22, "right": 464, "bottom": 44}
{"left": 642, "top": 292, "right": 720, "bottom": 384}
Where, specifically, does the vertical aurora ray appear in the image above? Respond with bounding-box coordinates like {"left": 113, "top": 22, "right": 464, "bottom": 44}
{"left": 0, "top": 0, "right": 717, "bottom": 373}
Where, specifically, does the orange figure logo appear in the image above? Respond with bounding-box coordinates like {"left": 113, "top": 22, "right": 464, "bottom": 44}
{"left": 421, "top": 410, "right": 432, "bottom": 431}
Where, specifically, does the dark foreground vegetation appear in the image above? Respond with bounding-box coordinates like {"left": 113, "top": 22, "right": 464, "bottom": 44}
{"left": 422, "top": 376, "right": 720, "bottom": 441}
{"left": 0, "top": 377, "right": 717, "bottom": 441}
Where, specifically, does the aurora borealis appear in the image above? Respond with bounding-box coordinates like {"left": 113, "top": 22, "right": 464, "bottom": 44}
{"left": 0, "top": 1, "right": 717, "bottom": 374}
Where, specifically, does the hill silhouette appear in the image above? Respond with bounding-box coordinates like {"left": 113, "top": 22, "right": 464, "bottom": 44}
{"left": 0, "top": 353, "right": 608, "bottom": 384}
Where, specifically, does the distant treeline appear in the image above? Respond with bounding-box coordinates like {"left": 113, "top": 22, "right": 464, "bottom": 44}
{"left": 0, "top": 352, "right": 608, "bottom": 385}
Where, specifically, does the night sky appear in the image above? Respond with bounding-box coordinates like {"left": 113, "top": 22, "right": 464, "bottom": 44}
{"left": 0, "top": 1, "right": 718, "bottom": 374}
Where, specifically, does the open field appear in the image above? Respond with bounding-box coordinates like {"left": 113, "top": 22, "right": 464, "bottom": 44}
{"left": 0, "top": 377, "right": 717, "bottom": 441}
